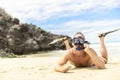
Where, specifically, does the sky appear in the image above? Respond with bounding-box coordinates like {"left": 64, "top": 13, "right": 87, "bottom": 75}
{"left": 0, "top": 0, "right": 120, "bottom": 43}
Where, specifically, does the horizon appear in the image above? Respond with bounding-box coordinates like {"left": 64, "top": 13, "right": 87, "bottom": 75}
{"left": 0, "top": 0, "right": 120, "bottom": 43}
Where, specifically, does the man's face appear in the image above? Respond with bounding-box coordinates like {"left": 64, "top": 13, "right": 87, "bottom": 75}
{"left": 72, "top": 34, "right": 85, "bottom": 51}
{"left": 73, "top": 34, "right": 85, "bottom": 45}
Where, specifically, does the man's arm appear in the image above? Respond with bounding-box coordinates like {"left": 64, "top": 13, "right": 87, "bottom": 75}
{"left": 84, "top": 44, "right": 105, "bottom": 69}
{"left": 63, "top": 37, "right": 71, "bottom": 50}
{"left": 54, "top": 52, "right": 71, "bottom": 73}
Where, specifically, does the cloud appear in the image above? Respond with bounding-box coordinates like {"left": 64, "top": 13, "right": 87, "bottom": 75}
{"left": 0, "top": 0, "right": 120, "bottom": 22}
{"left": 46, "top": 19, "right": 120, "bottom": 42}
{"left": 0, "top": 0, "right": 120, "bottom": 43}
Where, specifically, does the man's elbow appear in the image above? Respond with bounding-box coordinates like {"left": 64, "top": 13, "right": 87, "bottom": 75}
{"left": 97, "top": 64, "right": 105, "bottom": 69}
{"left": 54, "top": 68, "right": 65, "bottom": 73}
{"left": 54, "top": 65, "right": 59, "bottom": 72}
{"left": 54, "top": 66, "right": 58, "bottom": 72}
{"left": 54, "top": 65, "right": 64, "bottom": 73}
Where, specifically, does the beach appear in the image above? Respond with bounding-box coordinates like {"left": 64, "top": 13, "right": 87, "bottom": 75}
{"left": 0, "top": 43, "right": 120, "bottom": 80}
{"left": 0, "top": 56, "right": 120, "bottom": 80}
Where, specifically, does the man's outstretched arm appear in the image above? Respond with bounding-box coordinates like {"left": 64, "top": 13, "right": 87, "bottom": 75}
{"left": 54, "top": 52, "right": 71, "bottom": 73}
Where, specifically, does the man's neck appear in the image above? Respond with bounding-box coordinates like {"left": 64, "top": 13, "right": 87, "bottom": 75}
{"left": 73, "top": 49, "right": 85, "bottom": 56}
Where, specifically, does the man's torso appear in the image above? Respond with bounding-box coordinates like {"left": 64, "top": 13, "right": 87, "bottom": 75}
{"left": 67, "top": 48, "right": 93, "bottom": 67}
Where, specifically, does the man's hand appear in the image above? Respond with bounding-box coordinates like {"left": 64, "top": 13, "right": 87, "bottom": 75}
{"left": 84, "top": 43, "right": 90, "bottom": 52}
{"left": 62, "top": 65, "right": 72, "bottom": 73}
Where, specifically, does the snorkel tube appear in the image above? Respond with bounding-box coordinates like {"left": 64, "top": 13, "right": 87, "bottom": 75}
{"left": 76, "top": 45, "right": 82, "bottom": 50}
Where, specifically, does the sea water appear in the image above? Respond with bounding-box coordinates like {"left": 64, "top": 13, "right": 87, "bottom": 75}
{"left": 90, "top": 42, "right": 120, "bottom": 56}
{"left": 26, "top": 42, "right": 120, "bottom": 57}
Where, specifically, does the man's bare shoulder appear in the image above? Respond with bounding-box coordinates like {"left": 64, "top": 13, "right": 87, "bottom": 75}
{"left": 63, "top": 48, "right": 74, "bottom": 58}
{"left": 56, "top": 48, "right": 74, "bottom": 65}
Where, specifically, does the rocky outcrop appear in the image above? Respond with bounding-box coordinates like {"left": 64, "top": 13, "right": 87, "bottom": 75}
{"left": 0, "top": 8, "right": 72, "bottom": 56}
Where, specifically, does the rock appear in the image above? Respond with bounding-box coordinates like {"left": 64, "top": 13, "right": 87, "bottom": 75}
{"left": 0, "top": 8, "right": 72, "bottom": 56}
{"left": 12, "top": 17, "right": 20, "bottom": 24}
{"left": 23, "top": 38, "right": 39, "bottom": 54}
{"left": 0, "top": 49, "right": 16, "bottom": 58}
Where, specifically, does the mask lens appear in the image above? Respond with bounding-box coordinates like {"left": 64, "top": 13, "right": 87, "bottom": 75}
{"left": 73, "top": 37, "right": 84, "bottom": 45}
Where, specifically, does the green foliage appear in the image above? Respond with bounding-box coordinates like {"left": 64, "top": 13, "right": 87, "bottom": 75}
{"left": 0, "top": 49, "right": 17, "bottom": 58}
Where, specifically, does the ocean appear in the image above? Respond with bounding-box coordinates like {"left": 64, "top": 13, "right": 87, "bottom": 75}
{"left": 26, "top": 42, "right": 120, "bottom": 57}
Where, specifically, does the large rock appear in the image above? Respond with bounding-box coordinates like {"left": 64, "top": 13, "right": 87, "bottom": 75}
{"left": 0, "top": 8, "right": 72, "bottom": 55}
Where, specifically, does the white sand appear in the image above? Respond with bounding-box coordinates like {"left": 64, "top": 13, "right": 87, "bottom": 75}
{"left": 0, "top": 55, "right": 120, "bottom": 80}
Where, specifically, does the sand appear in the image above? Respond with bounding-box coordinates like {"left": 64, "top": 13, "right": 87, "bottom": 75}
{"left": 0, "top": 55, "right": 120, "bottom": 80}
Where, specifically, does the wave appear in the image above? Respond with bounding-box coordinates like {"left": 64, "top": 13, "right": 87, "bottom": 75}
{"left": 90, "top": 42, "right": 120, "bottom": 56}
{"left": 91, "top": 42, "right": 120, "bottom": 48}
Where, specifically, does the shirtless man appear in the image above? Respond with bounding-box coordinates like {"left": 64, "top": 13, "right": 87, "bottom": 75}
{"left": 54, "top": 32, "right": 107, "bottom": 73}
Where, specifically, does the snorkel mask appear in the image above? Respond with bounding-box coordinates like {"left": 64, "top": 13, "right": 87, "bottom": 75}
{"left": 72, "top": 36, "right": 85, "bottom": 51}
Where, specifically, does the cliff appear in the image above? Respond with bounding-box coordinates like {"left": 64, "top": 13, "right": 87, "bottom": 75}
{"left": 0, "top": 8, "right": 71, "bottom": 57}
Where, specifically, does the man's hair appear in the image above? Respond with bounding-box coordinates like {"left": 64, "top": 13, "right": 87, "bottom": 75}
{"left": 74, "top": 32, "right": 85, "bottom": 40}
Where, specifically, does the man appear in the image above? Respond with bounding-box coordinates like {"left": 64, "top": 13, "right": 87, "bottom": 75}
{"left": 54, "top": 32, "right": 108, "bottom": 73}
